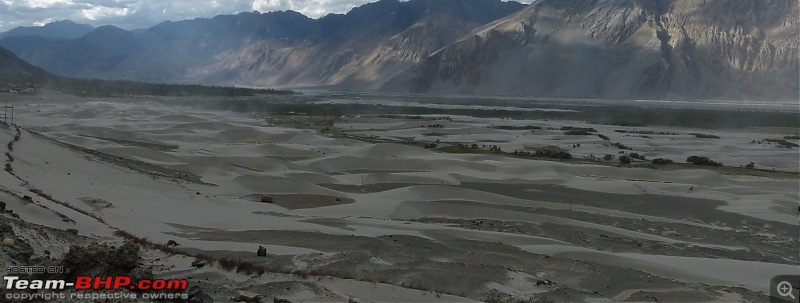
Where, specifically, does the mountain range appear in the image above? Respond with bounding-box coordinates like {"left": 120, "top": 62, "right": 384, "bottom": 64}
{"left": 0, "top": 0, "right": 797, "bottom": 101}
{"left": 0, "top": 20, "right": 94, "bottom": 40}
{"left": 0, "top": 46, "right": 49, "bottom": 80}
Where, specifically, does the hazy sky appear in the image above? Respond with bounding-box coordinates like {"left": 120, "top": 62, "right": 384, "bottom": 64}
{"left": 0, "top": 0, "right": 534, "bottom": 31}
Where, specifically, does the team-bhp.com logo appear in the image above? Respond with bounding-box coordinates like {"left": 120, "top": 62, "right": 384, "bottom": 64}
{"left": 4, "top": 276, "right": 189, "bottom": 301}
{"left": 5, "top": 276, "right": 188, "bottom": 290}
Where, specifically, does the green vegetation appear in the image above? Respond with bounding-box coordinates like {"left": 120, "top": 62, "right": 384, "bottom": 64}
{"left": 611, "top": 142, "right": 632, "bottom": 150}
{"left": 490, "top": 125, "right": 542, "bottom": 130}
{"left": 651, "top": 158, "right": 673, "bottom": 165}
{"left": 1, "top": 76, "right": 292, "bottom": 97}
{"left": 629, "top": 152, "right": 645, "bottom": 160}
{"left": 686, "top": 155, "right": 722, "bottom": 166}
{"left": 615, "top": 129, "right": 679, "bottom": 135}
{"left": 514, "top": 149, "right": 572, "bottom": 160}
{"left": 560, "top": 126, "right": 596, "bottom": 132}
{"left": 690, "top": 133, "right": 721, "bottom": 139}
{"left": 765, "top": 138, "right": 799, "bottom": 148}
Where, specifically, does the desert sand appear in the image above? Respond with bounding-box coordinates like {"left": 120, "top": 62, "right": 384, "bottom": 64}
{"left": 0, "top": 93, "right": 797, "bottom": 302}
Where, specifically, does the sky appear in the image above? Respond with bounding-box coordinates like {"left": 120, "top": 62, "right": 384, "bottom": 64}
{"left": 0, "top": 0, "right": 534, "bottom": 32}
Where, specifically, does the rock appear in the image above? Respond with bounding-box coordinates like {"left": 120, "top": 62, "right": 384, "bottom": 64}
{"left": 348, "top": 298, "right": 360, "bottom": 303}
{"left": 259, "top": 195, "right": 274, "bottom": 203}
{"left": 0, "top": 201, "right": 5, "bottom": 212}
{"left": 166, "top": 240, "right": 180, "bottom": 247}
{"left": 56, "top": 241, "right": 150, "bottom": 280}
{"left": 188, "top": 286, "right": 215, "bottom": 303}
{"left": 257, "top": 246, "right": 267, "bottom": 257}
{"left": 2, "top": 233, "right": 33, "bottom": 263}
{"left": 22, "top": 195, "right": 33, "bottom": 202}
{"left": 234, "top": 290, "right": 261, "bottom": 303}
{"left": 536, "top": 279, "right": 555, "bottom": 286}
{"left": 274, "top": 299, "right": 292, "bottom": 303}
{"left": 0, "top": 223, "right": 11, "bottom": 235}
{"left": 66, "top": 228, "right": 79, "bottom": 235}
{"left": 191, "top": 259, "right": 206, "bottom": 268}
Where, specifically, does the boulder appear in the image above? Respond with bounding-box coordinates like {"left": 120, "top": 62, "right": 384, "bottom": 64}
{"left": 234, "top": 290, "right": 261, "bottom": 303}
{"left": 256, "top": 246, "right": 267, "bottom": 257}
{"left": 259, "top": 195, "right": 274, "bottom": 203}
{"left": 57, "top": 241, "right": 151, "bottom": 280}
{"left": 191, "top": 259, "right": 206, "bottom": 268}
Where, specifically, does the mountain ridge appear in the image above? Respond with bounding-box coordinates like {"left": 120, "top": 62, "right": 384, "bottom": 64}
{"left": 0, "top": 0, "right": 796, "bottom": 101}
{"left": 382, "top": 0, "right": 799, "bottom": 101}
{"left": 0, "top": 20, "right": 94, "bottom": 40}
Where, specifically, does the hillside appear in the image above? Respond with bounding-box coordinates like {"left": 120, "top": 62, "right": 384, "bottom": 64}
{"left": 1, "top": 0, "right": 796, "bottom": 101}
{"left": 0, "top": 46, "right": 49, "bottom": 85}
{"left": 0, "top": 0, "right": 525, "bottom": 89}
{"left": 382, "top": 0, "right": 800, "bottom": 101}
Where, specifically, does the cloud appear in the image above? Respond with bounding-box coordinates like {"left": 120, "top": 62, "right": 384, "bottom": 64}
{"left": 0, "top": 0, "right": 534, "bottom": 31}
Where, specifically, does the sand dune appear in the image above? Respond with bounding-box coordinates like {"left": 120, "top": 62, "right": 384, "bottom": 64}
{"left": 0, "top": 97, "right": 795, "bottom": 302}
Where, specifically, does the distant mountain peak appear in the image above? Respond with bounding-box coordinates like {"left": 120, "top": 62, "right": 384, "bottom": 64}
{"left": 0, "top": 20, "right": 94, "bottom": 40}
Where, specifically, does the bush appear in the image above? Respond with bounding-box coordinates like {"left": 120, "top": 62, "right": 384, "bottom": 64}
{"left": 629, "top": 152, "right": 645, "bottom": 160}
{"left": 602, "top": 154, "right": 614, "bottom": 161}
{"left": 611, "top": 142, "right": 631, "bottom": 150}
{"left": 597, "top": 134, "right": 610, "bottom": 140}
{"left": 651, "top": 158, "right": 673, "bottom": 165}
{"left": 619, "top": 155, "right": 631, "bottom": 164}
{"left": 515, "top": 149, "right": 572, "bottom": 160}
{"left": 765, "top": 138, "right": 799, "bottom": 148}
{"left": 686, "top": 155, "right": 722, "bottom": 166}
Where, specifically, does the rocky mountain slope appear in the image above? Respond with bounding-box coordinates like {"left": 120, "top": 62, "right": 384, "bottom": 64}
{"left": 0, "top": 46, "right": 49, "bottom": 79}
{"left": 382, "top": 0, "right": 799, "bottom": 101}
{"left": 1, "top": 0, "right": 796, "bottom": 101}
{"left": 0, "top": 0, "right": 525, "bottom": 88}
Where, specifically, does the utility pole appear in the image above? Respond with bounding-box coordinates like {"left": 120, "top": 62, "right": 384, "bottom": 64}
{"left": 2, "top": 102, "right": 13, "bottom": 125}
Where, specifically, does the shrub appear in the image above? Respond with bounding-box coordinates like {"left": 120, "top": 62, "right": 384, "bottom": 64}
{"left": 602, "top": 154, "right": 614, "bottom": 161}
{"left": 765, "top": 138, "right": 799, "bottom": 148}
{"left": 597, "top": 134, "right": 610, "bottom": 140}
{"left": 611, "top": 142, "right": 631, "bottom": 150}
{"left": 686, "top": 155, "right": 722, "bottom": 166}
{"left": 619, "top": 155, "right": 631, "bottom": 164}
{"left": 629, "top": 152, "right": 645, "bottom": 160}
{"left": 651, "top": 158, "right": 673, "bottom": 165}
{"left": 561, "top": 126, "right": 596, "bottom": 132}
